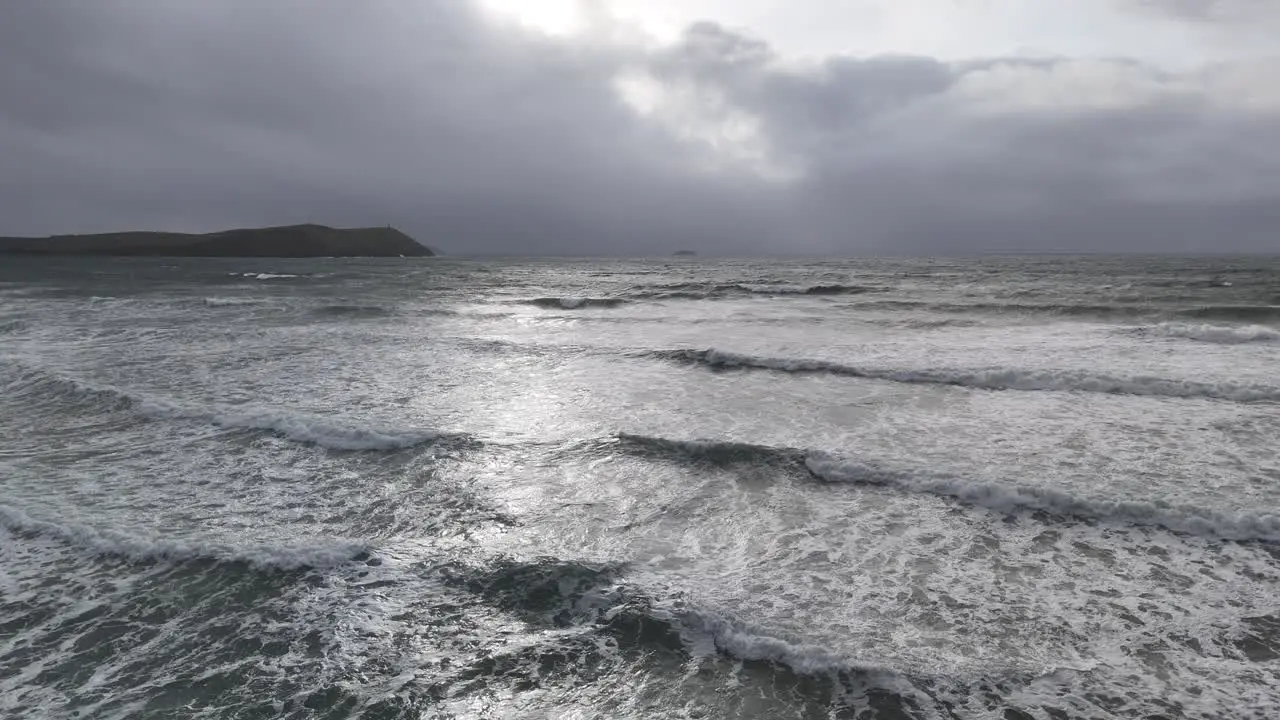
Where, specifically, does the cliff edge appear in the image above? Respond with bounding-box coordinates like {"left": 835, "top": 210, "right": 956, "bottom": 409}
{"left": 0, "top": 224, "right": 433, "bottom": 258}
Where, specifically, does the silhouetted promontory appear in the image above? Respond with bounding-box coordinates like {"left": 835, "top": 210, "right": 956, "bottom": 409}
{"left": 0, "top": 224, "right": 433, "bottom": 257}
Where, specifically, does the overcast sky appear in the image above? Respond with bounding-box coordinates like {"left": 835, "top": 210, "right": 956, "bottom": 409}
{"left": 2, "top": 1, "right": 1277, "bottom": 254}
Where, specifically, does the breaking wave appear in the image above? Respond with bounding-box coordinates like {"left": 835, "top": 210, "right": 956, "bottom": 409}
{"left": 2, "top": 362, "right": 462, "bottom": 451}
{"left": 310, "top": 304, "right": 394, "bottom": 318}
{"left": 646, "top": 348, "right": 1280, "bottom": 403}
{"left": 1180, "top": 305, "right": 1280, "bottom": 323}
{"left": 612, "top": 433, "right": 1280, "bottom": 542}
{"left": 838, "top": 300, "right": 1280, "bottom": 323}
{"left": 844, "top": 300, "right": 1142, "bottom": 317}
{"left": 231, "top": 272, "right": 301, "bottom": 280}
{"left": 612, "top": 433, "right": 805, "bottom": 466}
{"left": 0, "top": 319, "right": 29, "bottom": 334}
{"left": 0, "top": 504, "right": 366, "bottom": 569}
{"left": 777, "top": 284, "right": 880, "bottom": 296}
{"left": 138, "top": 398, "right": 458, "bottom": 451}
{"left": 447, "top": 557, "right": 903, "bottom": 679}
{"left": 634, "top": 283, "right": 881, "bottom": 301}
{"left": 202, "top": 296, "right": 265, "bottom": 307}
{"left": 1135, "top": 322, "right": 1280, "bottom": 345}
{"left": 527, "top": 297, "right": 629, "bottom": 309}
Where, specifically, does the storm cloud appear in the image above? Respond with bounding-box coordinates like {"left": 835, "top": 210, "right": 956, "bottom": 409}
{"left": 2, "top": 1, "right": 1277, "bottom": 254}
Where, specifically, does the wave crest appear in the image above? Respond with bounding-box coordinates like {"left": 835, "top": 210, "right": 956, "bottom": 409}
{"left": 611, "top": 433, "right": 1280, "bottom": 542}
{"left": 202, "top": 297, "right": 264, "bottom": 307}
{"left": 139, "top": 399, "right": 460, "bottom": 451}
{"left": 232, "top": 272, "right": 302, "bottom": 280}
{"left": 1137, "top": 322, "right": 1280, "bottom": 345}
{"left": 2, "top": 362, "right": 462, "bottom": 451}
{"left": 803, "top": 454, "right": 1280, "bottom": 542}
{"left": 637, "top": 283, "right": 880, "bottom": 301}
{"left": 1181, "top": 305, "right": 1280, "bottom": 323}
{"left": 527, "top": 297, "right": 628, "bottom": 309}
{"left": 447, "top": 557, "right": 896, "bottom": 678}
{"left": 648, "top": 348, "right": 1280, "bottom": 403}
{"left": 310, "top": 304, "right": 393, "bottom": 318}
{"left": 0, "top": 504, "right": 366, "bottom": 569}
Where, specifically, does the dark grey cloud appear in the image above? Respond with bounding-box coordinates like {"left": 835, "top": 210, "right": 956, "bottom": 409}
{"left": 2, "top": 1, "right": 1278, "bottom": 254}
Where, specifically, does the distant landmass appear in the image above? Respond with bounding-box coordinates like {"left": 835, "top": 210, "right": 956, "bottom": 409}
{"left": 0, "top": 224, "right": 433, "bottom": 257}
{"left": 672, "top": 250, "right": 697, "bottom": 257}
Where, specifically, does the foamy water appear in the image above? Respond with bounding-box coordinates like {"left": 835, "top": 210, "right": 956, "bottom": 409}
{"left": 1, "top": 255, "right": 1278, "bottom": 719}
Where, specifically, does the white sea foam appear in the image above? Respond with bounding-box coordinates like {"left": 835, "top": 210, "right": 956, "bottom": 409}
{"left": 1139, "top": 322, "right": 1280, "bottom": 345}
{"left": 666, "top": 602, "right": 894, "bottom": 676}
{"left": 657, "top": 348, "right": 1280, "bottom": 402}
{"left": 0, "top": 504, "right": 365, "bottom": 568}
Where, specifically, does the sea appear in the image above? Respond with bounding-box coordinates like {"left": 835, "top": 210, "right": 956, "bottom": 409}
{"left": 1, "top": 255, "right": 1278, "bottom": 720}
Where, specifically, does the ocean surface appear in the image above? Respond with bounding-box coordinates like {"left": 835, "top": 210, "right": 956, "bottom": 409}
{"left": 1, "top": 255, "right": 1278, "bottom": 720}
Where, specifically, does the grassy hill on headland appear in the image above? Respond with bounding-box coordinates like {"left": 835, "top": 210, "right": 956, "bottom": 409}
{"left": 0, "top": 224, "right": 433, "bottom": 257}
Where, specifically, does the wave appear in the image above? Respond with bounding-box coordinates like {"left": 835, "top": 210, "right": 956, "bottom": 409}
{"left": 776, "top": 284, "right": 879, "bottom": 296}
{"left": 843, "top": 300, "right": 1140, "bottom": 317}
{"left": 834, "top": 300, "right": 1280, "bottom": 323}
{"left": 613, "top": 433, "right": 806, "bottom": 466}
{"left": 611, "top": 433, "right": 1280, "bottom": 542}
{"left": 202, "top": 297, "right": 264, "bottom": 307}
{"left": 0, "top": 503, "right": 366, "bottom": 569}
{"left": 635, "top": 283, "right": 881, "bottom": 301}
{"left": 137, "top": 399, "right": 461, "bottom": 451}
{"left": 1179, "top": 305, "right": 1280, "bottom": 323}
{"left": 1134, "top": 322, "right": 1280, "bottom": 345}
{"left": 448, "top": 557, "right": 899, "bottom": 679}
{"left": 232, "top": 272, "right": 301, "bottom": 280}
{"left": 2, "top": 362, "right": 461, "bottom": 451}
{"left": 527, "top": 297, "right": 629, "bottom": 310}
{"left": 804, "top": 455, "right": 1280, "bottom": 542}
{"left": 2, "top": 363, "right": 138, "bottom": 413}
{"left": 310, "top": 304, "right": 394, "bottom": 318}
{"left": 884, "top": 317, "right": 981, "bottom": 329}
{"left": 646, "top": 348, "right": 1280, "bottom": 403}
{"left": 0, "top": 319, "right": 29, "bottom": 334}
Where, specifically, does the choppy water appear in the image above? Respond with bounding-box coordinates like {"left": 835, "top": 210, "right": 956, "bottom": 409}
{"left": 1, "top": 255, "right": 1278, "bottom": 719}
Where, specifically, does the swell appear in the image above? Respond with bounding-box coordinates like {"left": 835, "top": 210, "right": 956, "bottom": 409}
{"left": 310, "top": 304, "right": 395, "bottom": 318}
{"left": 526, "top": 297, "right": 629, "bottom": 309}
{"left": 202, "top": 296, "right": 266, "bottom": 307}
{"left": 1130, "top": 322, "right": 1280, "bottom": 345}
{"left": 229, "top": 272, "right": 305, "bottom": 281}
{"left": 843, "top": 299, "right": 1280, "bottom": 322}
{"left": 0, "top": 319, "right": 29, "bottom": 334}
{"left": 645, "top": 348, "right": 1280, "bottom": 403}
{"left": 139, "top": 398, "right": 462, "bottom": 451}
{"left": 1, "top": 362, "right": 464, "bottom": 451}
{"left": 633, "top": 283, "right": 881, "bottom": 301}
{"left": 1181, "top": 305, "right": 1280, "bottom": 323}
{"left": 444, "top": 557, "right": 903, "bottom": 680}
{"left": 612, "top": 433, "right": 1280, "bottom": 542}
{"left": 841, "top": 300, "right": 1141, "bottom": 317}
{"left": 0, "top": 503, "right": 366, "bottom": 569}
